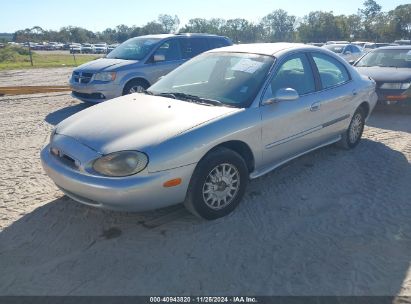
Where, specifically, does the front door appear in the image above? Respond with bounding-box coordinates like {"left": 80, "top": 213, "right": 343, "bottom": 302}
{"left": 144, "top": 39, "right": 185, "bottom": 84}
{"left": 260, "top": 53, "right": 324, "bottom": 168}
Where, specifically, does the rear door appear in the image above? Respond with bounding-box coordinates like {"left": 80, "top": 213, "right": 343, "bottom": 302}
{"left": 180, "top": 37, "right": 208, "bottom": 60}
{"left": 307, "top": 52, "right": 356, "bottom": 138}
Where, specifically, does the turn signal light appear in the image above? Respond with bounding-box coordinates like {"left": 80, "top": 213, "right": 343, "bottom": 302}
{"left": 163, "top": 178, "right": 182, "bottom": 188}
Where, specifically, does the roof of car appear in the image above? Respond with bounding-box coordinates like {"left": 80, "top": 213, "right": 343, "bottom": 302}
{"left": 372, "top": 45, "right": 411, "bottom": 50}
{"left": 136, "top": 33, "right": 228, "bottom": 39}
{"left": 207, "top": 43, "right": 309, "bottom": 56}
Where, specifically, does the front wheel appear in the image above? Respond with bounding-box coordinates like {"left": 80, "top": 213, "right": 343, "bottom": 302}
{"left": 123, "top": 80, "right": 149, "bottom": 95}
{"left": 337, "top": 107, "right": 365, "bottom": 149}
{"left": 184, "top": 147, "right": 248, "bottom": 220}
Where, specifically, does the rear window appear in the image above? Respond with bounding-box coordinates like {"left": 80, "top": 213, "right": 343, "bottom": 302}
{"left": 312, "top": 53, "right": 350, "bottom": 89}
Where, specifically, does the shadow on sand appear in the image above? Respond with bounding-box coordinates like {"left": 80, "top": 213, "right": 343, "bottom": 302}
{"left": 45, "top": 103, "right": 90, "bottom": 126}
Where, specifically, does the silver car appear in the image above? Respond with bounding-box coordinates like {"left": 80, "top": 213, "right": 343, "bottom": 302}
{"left": 322, "top": 43, "right": 364, "bottom": 64}
{"left": 41, "top": 43, "right": 377, "bottom": 220}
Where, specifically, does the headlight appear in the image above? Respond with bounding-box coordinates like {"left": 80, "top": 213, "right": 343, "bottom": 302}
{"left": 92, "top": 151, "right": 148, "bottom": 177}
{"left": 380, "top": 83, "right": 410, "bottom": 90}
{"left": 94, "top": 72, "right": 116, "bottom": 82}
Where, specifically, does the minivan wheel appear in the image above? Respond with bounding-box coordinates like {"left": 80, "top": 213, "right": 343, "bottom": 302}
{"left": 184, "top": 147, "right": 248, "bottom": 220}
{"left": 337, "top": 107, "right": 365, "bottom": 149}
{"left": 123, "top": 80, "right": 149, "bottom": 95}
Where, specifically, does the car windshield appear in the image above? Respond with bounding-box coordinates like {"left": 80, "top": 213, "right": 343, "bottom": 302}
{"left": 106, "top": 37, "right": 160, "bottom": 60}
{"left": 355, "top": 49, "right": 411, "bottom": 68}
{"left": 323, "top": 44, "right": 346, "bottom": 53}
{"left": 147, "top": 52, "right": 275, "bottom": 108}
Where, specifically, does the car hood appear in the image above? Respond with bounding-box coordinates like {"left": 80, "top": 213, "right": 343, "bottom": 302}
{"left": 356, "top": 66, "right": 411, "bottom": 83}
{"left": 56, "top": 94, "right": 240, "bottom": 154}
{"left": 75, "top": 58, "right": 136, "bottom": 72}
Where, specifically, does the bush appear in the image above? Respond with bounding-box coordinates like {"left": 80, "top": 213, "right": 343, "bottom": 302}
{"left": 0, "top": 46, "right": 30, "bottom": 62}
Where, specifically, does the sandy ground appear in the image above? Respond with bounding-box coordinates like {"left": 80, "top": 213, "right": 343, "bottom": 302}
{"left": 0, "top": 88, "right": 410, "bottom": 295}
{"left": 0, "top": 67, "right": 72, "bottom": 87}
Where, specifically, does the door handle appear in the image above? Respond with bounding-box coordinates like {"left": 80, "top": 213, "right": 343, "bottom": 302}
{"left": 310, "top": 102, "right": 321, "bottom": 112}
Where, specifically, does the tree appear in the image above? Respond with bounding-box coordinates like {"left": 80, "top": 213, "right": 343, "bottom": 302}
{"left": 222, "top": 19, "right": 256, "bottom": 43}
{"left": 141, "top": 22, "right": 165, "bottom": 35}
{"left": 391, "top": 4, "right": 411, "bottom": 39}
{"left": 359, "top": 0, "right": 382, "bottom": 40}
{"left": 360, "top": 0, "right": 382, "bottom": 20}
{"left": 297, "top": 11, "right": 342, "bottom": 42}
{"left": 158, "top": 14, "right": 180, "bottom": 33}
{"left": 260, "top": 9, "right": 296, "bottom": 42}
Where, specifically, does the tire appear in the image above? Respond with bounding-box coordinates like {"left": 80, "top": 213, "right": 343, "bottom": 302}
{"left": 123, "top": 80, "right": 149, "bottom": 95}
{"left": 184, "top": 147, "right": 248, "bottom": 220}
{"left": 337, "top": 107, "right": 365, "bottom": 149}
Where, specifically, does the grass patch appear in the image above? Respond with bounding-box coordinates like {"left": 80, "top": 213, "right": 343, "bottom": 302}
{"left": 0, "top": 46, "right": 100, "bottom": 70}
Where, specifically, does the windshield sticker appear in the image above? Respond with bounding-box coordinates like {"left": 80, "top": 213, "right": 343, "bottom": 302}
{"left": 232, "top": 59, "right": 264, "bottom": 73}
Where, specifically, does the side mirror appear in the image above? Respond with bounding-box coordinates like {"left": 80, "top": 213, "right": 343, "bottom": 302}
{"left": 262, "top": 88, "right": 299, "bottom": 105}
{"left": 154, "top": 54, "right": 165, "bottom": 62}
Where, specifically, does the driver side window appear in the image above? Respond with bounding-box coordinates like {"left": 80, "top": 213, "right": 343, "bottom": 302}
{"left": 264, "top": 53, "right": 315, "bottom": 100}
{"left": 154, "top": 39, "right": 182, "bottom": 62}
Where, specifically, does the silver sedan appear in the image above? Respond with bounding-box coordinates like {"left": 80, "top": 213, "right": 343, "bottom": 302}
{"left": 41, "top": 43, "right": 377, "bottom": 220}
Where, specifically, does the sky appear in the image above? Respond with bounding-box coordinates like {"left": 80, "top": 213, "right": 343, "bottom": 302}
{"left": 1, "top": 0, "right": 409, "bottom": 33}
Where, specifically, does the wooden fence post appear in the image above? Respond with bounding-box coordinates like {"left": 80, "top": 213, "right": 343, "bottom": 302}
{"left": 28, "top": 42, "right": 33, "bottom": 66}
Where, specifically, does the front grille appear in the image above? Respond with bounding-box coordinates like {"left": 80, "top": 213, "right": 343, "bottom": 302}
{"left": 51, "top": 147, "right": 79, "bottom": 170}
{"left": 72, "top": 71, "right": 93, "bottom": 84}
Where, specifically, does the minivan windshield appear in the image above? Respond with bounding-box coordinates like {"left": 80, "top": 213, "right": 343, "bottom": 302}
{"left": 355, "top": 49, "right": 411, "bottom": 68}
{"left": 148, "top": 52, "right": 274, "bottom": 108}
{"left": 106, "top": 37, "right": 160, "bottom": 60}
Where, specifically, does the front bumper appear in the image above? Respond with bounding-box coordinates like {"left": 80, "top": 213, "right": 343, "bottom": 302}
{"left": 41, "top": 145, "right": 196, "bottom": 212}
{"left": 70, "top": 79, "right": 123, "bottom": 103}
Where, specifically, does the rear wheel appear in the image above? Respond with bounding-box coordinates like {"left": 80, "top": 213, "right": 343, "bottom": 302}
{"left": 338, "top": 107, "right": 365, "bottom": 149}
{"left": 123, "top": 79, "right": 149, "bottom": 95}
{"left": 184, "top": 147, "right": 248, "bottom": 220}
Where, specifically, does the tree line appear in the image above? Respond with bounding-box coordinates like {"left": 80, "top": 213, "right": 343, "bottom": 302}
{"left": 12, "top": 1, "right": 411, "bottom": 44}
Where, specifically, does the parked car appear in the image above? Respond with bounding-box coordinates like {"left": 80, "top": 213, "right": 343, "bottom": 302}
{"left": 81, "top": 43, "right": 94, "bottom": 54}
{"left": 94, "top": 43, "right": 108, "bottom": 54}
{"left": 107, "top": 43, "right": 119, "bottom": 53}
{"left": 394, "top": 40, "right": 411, "bottom": 45}
{"left": 362, "top": 42, "right": 392, "bottom": 53}
{"left": 69, "top": 43, "right": 82, "bottom": 54}
{"left": 42, "top": 43, "right": 377, "bottom": 219}
{"left": 46, "top": 42, "right": 63, "bottom": 50}
{"left": 69, "top": 33, "right": 232, "bottom": 103}
{"left": 354, "top": 45, "right": 411, "bottom": 107}
{"left": 322, "top": 43, "right": 363, "bottom": 63}
{"left": 326, "top": 40, "right": 350, "bottom": 45}
{"left": 352, "top": 41, "right": 369, "bottom": 48}
{"left": 307, "top": 42, "right": 324, "bottom": 47}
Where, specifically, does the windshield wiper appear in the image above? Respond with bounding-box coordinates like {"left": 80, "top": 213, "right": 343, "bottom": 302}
{"left": 158, "top": 92, "right": 226, "bottom": 106}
